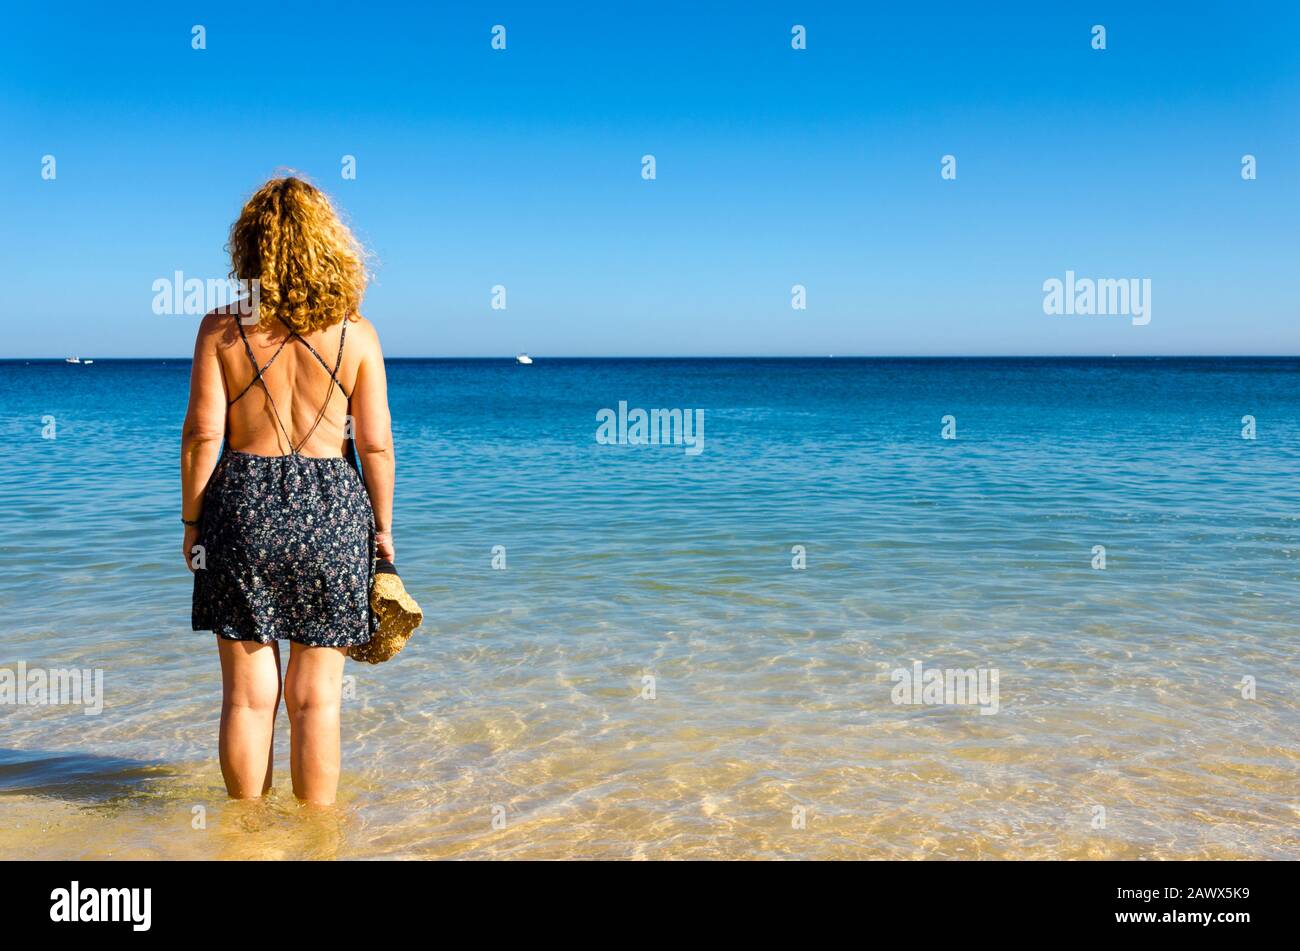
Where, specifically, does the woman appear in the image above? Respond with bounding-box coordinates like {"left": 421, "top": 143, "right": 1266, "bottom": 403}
{"left": 181, "top": 175, "right": 394, "bottom": 805}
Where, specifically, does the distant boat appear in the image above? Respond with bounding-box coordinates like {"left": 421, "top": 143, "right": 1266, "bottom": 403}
{"left": 65, "top": 357, "right": 81, "bottom": 364}
{"left": 83, "top": 359, "right": 94, "bottom": 365}
{"left": 516, "top": 353, "right": 533, "bottom": 365}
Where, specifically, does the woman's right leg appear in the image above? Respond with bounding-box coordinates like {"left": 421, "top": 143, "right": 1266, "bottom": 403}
{"left": 217, "top": 637, "right": 282, "bottom": 798}
{"left": 283, "top": 642, "right": 348, "bottom": 805}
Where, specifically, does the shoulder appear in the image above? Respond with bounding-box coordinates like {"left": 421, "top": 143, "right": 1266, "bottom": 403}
{"left": 196, "top": 307, "right": 245, "bottom": 351}
{"left": 202, "top": 303, "right": 250, "bottom": 330}
{"left": 347, "top": 313, "right": 382, "bottom": 352}
{"left": 200, "top": 307, "right": 233, "bottom": 332}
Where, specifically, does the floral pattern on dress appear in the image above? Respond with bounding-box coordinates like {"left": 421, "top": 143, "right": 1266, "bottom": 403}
{"left": 192, "top": 450, "right": 377, "bottom": 647}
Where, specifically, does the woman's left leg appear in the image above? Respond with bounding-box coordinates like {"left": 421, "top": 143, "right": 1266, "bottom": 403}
{"left": 216, "top": 638, "right": 282, "bottom": 798}
{"left": 283, "top": 642, "right": 349, "bottom": 805}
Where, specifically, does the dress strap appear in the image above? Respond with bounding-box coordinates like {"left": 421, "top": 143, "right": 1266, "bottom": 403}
{"left": 229, "top": 321, "right": 291, "bottom": 406}
{"left": 290, "top": 320, "right": 349, "bottom": 454}
{"left": 232, "top": 316, "right": 296, "bottom": 453}
{"left": 286, "top": 319, "right": 351, "bottom": 400}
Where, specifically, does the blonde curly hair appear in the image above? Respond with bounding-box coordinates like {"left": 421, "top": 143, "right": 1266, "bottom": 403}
{"left": 228, "top": 175, "right": 367, "bottom": 334}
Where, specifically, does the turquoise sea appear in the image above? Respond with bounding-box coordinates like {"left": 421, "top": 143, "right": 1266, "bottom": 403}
{"left": 0, "top": 357, "right": 1297, "bottom": 859}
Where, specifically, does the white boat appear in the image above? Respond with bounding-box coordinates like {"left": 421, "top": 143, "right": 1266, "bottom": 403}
{"left": 65, "top": 356, "right": 81, "bottom": 364}
{"left": 516, "top": 353, "right": 533, "bottom": 365}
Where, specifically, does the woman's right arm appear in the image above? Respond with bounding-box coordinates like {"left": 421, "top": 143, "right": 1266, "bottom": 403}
{"left": 351, "top": 318, "right": 396, "bottom": 561}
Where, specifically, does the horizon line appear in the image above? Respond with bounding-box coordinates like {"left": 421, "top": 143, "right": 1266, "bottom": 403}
{"left": 7, "top": 354, "right": 1300, "bottom": 362}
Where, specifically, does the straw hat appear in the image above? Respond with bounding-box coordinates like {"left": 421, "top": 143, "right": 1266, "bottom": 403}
{"left": 349, "top": 560, "right": 422, "bottom": 664}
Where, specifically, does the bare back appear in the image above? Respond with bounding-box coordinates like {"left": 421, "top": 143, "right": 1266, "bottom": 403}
{"left": 215, "top": 313, "right": 366, "bottom": 458}
{"left": 183, "top": 304, "right": 394, "bottom": 562}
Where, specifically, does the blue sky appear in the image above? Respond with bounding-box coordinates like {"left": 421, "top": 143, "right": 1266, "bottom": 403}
{"left": 2, "top": 1, "right": 1297, "bottom": 357}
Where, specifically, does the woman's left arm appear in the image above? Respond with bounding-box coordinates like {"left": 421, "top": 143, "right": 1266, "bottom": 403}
{"left": 180, "top": 313, "right": 228, "bottom": 571}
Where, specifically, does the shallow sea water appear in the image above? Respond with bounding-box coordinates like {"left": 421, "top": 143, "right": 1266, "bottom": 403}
{"left": 0, "top": 357, "right": 1296, "bottom": 859}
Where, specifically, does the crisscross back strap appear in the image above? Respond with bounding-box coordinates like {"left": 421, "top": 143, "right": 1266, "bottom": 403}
{"left": 233, "top": 317, "right": 296, "bottom": 452}
{"left": 290, "top": 321, "right": 348, "bottom": 453}
{"left": 230, "top": 316, "right": 349, "bottom": 456}
{"left": 290, "top": 321, "right": 350, "bottom": 400}
{"left": 229, "top": 328, "right": 290, "bottom": 406}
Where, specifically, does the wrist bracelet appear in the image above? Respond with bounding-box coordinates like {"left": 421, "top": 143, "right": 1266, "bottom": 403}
{"left": 182, "top": 516, "right": 200, "bottom": 526}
